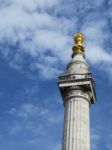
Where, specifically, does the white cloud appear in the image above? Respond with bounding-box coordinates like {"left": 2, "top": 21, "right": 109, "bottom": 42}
{"left": 9, "top": 102, "right": 63, "bottom": 124}
{"left": 17, "top": 103, "right": 39, "bottom": 118}
{"left": 9, "top": 124, "right": 22, "bottom": 135}
{"left": 1, "top": 0, "right": 59, "bottom": 11}
{"left": 86, "top": 46, "right": 112, "bottom": 64}
{"left": 0, "top": 0, "right": 74, "bottom": 79}
{"left": 80, "top": 19, "right": 112, "bottom": 79}
{"left": 36, "top": 63, "right": 62, "bottom": 79}
{"left": 6, "top": 101, "right": 63, "bottom": 149}
{"left": 0, "top": 0, "right": 112, "bottom": 80}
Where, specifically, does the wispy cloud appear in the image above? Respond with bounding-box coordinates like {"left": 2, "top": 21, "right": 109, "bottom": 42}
{"left": 0, "top": 0, "right": 112, "bottom": 80}
{"left": 0, "top": 0, "right": 74, "bottom": 79}
{"left": 7, "top": 93, "right": 63, "bottom": 136}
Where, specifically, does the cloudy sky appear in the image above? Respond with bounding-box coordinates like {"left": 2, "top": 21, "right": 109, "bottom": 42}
{"left": 0, "top": 0, "right": 112, "bottom": 149}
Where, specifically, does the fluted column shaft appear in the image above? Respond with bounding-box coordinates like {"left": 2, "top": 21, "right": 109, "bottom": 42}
{"left": 62, "top": 89, "right": 90, "bottom": 150}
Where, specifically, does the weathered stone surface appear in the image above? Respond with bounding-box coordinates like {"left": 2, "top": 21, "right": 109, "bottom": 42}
{"left": 66, "top": 55, "right": 90, "bottom": 75}
{"left": 58, "top": 34, "right": 96, "bottom": 150}
{"left": 62, "top": 90, "right": 90, "bottom": 150}
{"left": 58, "top": 52, "right": 96, "bottom": 149}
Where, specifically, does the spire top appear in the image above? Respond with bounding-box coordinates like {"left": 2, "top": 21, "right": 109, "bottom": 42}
{"left": 72, "top": 32, "right": 85, "bottom": 56}
{"left": 73, "top": 32, "right": 85, "bottom": 45}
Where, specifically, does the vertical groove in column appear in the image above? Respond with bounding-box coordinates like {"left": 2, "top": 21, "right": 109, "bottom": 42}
{"left": 78, "top": 100, "right": 80, "bottom": 150}
{"left": 67, "top": 100, "right": 71, "bottom": 150}
{"left": 65, "top": 101, "right": 69, "bottom": 150}
{"left": 68, "top": 100, "right": 70, "bottom": 150}
{"left": 72, "top": 99, "right": 74, "bottom": 150}
{"left": 72, "top": 99, "right": 75, "bottom": 150}
{"left": 70, "top": 100, "right": 72, "bottom": 150}
{"left": 88, "top": 104, "right": 90, "bottom": 150}
{"left": 62, "top": 101, "right": 67, "bottom": 150}
{"left": 62, "top": 104, "right": 65, "bottom": 150}
{"left": 76, "top": 99, "right": 78, "bottom": 149}
{"left": 64, "top": 102, "right": 67, "bottom": 150}
{"left": 85, "top": 104, "right": 89, "bottom": 149}
{"left": 75, "top": 98, "right": 77, "bottom": 150}
{"left": 79, "top": 99, "right": 81, "bottom": 150}
{"left": 80, "top": 99, "right": 82, "bottom": 150}
{"left": 83, "top": 100, "right": 86, "bottom": 150}
{"left": 78, "top": 99, "right": 80, "bottom": 149}
{"left": 71, "top": 100, "right": 73, "bottom": 150}
{"left": 74, "top": 99, "right": 75, "bottom": 150}
{"left": 73, "top": 99, "right": 75, "bottom": 150}
{"left": 76, "top": 99, "right": 78, "bottom": 150}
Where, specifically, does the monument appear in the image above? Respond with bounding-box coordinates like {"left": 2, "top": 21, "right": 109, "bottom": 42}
{"left": 57, "top": 33, "right": 96, "bottom": 150}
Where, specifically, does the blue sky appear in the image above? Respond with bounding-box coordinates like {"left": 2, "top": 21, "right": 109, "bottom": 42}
{"left": 0, "top": 0, "right": 112, "bottom": 150}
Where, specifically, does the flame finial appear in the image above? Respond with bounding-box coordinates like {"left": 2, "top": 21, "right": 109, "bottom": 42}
{"left": 72, "top": 32, "right": 85, "bottom": 56}
{"left": 73, "top": 32, "right": 85, "bottom": 45}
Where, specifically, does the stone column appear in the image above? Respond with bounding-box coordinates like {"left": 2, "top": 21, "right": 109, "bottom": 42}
{"left": 62, "top": 88, "right": 91, "bottom": 150}
{"left": 58, "top": 33, "right": 96, "bottom": 150}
